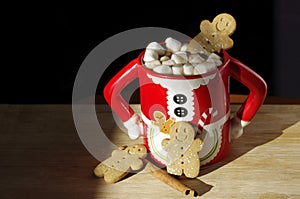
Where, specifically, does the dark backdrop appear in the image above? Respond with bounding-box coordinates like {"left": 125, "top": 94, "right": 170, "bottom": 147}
{"left": 1, "top": 1, "right": 299, "bottom": 104}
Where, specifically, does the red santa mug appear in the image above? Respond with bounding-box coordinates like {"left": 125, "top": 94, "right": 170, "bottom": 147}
{"left": 103, "top": 49, "right": 267, "bottom": 166}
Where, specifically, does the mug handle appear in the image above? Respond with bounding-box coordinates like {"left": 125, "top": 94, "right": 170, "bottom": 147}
{"left": 103, "top": 58, "right": 142, "bottom": 139}
{"left": 229, "top": 55, "right": 267, "bottom": 139}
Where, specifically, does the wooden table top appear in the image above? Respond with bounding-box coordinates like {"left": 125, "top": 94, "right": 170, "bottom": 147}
{"left": 1, "top": 104, "right": 300, "bottom": 199}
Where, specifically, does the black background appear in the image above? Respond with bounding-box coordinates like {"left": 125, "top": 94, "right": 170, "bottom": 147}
{"left": 1, "top": 1, "right": 299, "bottom": 104}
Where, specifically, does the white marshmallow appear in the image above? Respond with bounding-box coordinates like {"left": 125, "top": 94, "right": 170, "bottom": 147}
{"left": 207, "top": 52, "right": 221, "bottom": 60}
{"left": 172, "top": 64, "right": 184, "bottom": 75}
{"left": 146, "top": 42, "right": 166, "bottom": 56}
{"left": 144, "top": 60, "right": 161, "bottom": 69}
{"left": 214, "top": 59, "right": 223, "bottom": 67}
{"left": 153, "top": 65, "right": 172, "bottom": 75}
{"left": 206, "top": 53, "right": 222, "bottom": 66}
{"left": 188, "top": 53, "right": 205, "bottom": 64}
{"left": 171, "top": 51, "right": 188, "bottom": 64}
{"left": 193, "top": 62, "right": 217, "bottom": 75}
{"left": 143, "top": 49, "right": 159, "bottom": 62}
{"left": 180, "top": 43, "right": 188, "bottom": 51}
{"left": 165, "top": 37, "right": 182, "bottom": 52}
{"left": 162, "top": 59, "right": 176, "bottom": 66}
{"left": 183, "top": 63, "right": 194, "bottom": 76}
{"left": 160, "top": 56, "right": 170, "bottom": 62}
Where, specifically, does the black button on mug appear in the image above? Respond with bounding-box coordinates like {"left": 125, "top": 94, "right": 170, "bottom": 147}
{"left": 173, "top": 94, "right": 187, "bottom": 104}
{"left": 174, "top": 107, "right": 188, "bottom": 117}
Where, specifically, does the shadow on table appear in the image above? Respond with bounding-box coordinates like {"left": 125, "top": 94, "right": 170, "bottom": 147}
{"left": 199, "top": 126, "right": 283, "bottom": 176}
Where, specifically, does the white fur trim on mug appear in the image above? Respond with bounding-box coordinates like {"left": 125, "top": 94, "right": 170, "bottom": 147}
{"left": 123, "top": 114, "right": 142, "bottom": 140}
{"left": 230, "top": 114, "right": 250, "bottom": 140}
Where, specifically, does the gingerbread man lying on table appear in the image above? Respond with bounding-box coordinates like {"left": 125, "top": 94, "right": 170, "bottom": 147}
{"left": 94, "top": 144, "right": 147, "bottom": 184}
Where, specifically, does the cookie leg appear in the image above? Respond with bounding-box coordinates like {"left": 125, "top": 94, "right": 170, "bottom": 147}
{"left": 94, "top": 163, "right": 106, "bottom": 178}
{"left": 167, "top": 162, "right": 183, "bottom": 176}
{"left": 104, "top": 168, "right": 129, "bottom": 184}
{"left": 184, "top": 166, "right": 200, "bottom": 179}
{"left": 183, "top": 159, "right": 200, "bottom": 178}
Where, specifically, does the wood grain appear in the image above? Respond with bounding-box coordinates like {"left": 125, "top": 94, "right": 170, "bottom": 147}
{"left": 0, "top": 104, "right": 299, "bottom": 199}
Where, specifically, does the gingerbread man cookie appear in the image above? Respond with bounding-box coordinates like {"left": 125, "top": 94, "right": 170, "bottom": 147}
{"left": 152, "top": 111, "right": 176, "bottom": 134}
{"left": 162, "top": 122, "right": 203, "bottom": 178}
{"left": 188, "top": 13, "right": 236, "bottom": 53}
{"left": 94, "top": 144, "right": 148, "bottom": 184}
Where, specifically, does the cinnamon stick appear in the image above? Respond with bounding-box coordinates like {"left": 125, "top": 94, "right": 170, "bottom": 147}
{"left": 143, "top": 160, "right": 198, "bottom": 197}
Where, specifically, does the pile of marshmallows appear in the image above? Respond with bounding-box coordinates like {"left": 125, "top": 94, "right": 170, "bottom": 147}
{"left": 142, "top": 37, "right": 222, "bottom": 76}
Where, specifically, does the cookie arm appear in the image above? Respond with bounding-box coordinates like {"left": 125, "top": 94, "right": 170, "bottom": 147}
{"left": 191, "top": 138, "right": 203, "bottom": 152}
{"left": 130, "top": 158, "right": 144, "bottom": 171}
